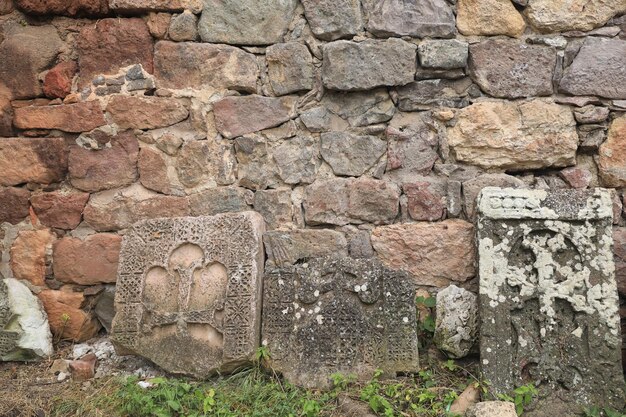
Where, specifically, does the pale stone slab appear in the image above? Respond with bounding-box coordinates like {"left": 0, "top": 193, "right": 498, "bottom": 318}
{"left": 262, "top": 257, "right": 419, "bottom": 388}
{"left": 0, "top": 278, "right": 53, "bottom": 361}
{"left": 111, "top": 212, "right": 265, "bottom": 377}
{"left": 477, "top": 188, "right": 624, "bottom": 415}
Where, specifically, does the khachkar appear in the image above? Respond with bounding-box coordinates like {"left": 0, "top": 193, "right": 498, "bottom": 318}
{"left": 477, "top": 187, "right": 625, "bottom": 415}
{"left": 262, "top": 257, "right": 419, "bottom": 388}
{"left": 110, "top": 212, "right": 265, "bottom": 378}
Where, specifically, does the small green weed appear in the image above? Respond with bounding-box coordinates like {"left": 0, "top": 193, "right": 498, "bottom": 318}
{"left": 497, "top": 383, "right": 538, "bottom": 416}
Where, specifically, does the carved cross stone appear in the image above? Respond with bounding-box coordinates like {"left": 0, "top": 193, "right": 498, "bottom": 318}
{"left": 477, "top": 188, "right": 624, "bottom": 416}
{"left": 111, "top": 212, "right": 265, "bottom": 378}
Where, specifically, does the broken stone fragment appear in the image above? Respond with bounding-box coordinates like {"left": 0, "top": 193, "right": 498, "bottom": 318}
{"left": 0, "top": 278, "right": 53, "bottom": 361}
{"left": 433, "top": 285, "right": 478, "bottom": 358}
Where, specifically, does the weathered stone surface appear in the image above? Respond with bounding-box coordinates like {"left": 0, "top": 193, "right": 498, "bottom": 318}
{"left": 109, "top": 0, "right": 202, "bottom": 12}
{"left": 267, "top": 43, "right": 314, "bottom": 96}
{"left": 433, "top": 285, "right": 478, "bottom": 358}
{"left": 418, "top": 40, "right": 468, "bottom": 69}
{"left": 176, "top": 140, "right": 237, "bottom": 188}
{"left": 321, "top": 88, "right": 395, "bottom": 127}
{"left": 168, "top": 11, "right": 199, "bottom": 41}
{"left": 466, "top": 402, "right": 517, "bottom": 417}
{"left": 13, "top": 102, "right": 106, "bottom": 133}
{"left": 0, "top": 138, "right": 67, "bottom": 186}
{"left": 395, "top": 78, "right": 473, "bottom": 111}
{"left": 233, "top": 136, "right": 279, "bottom": 190}
{"left": 263, "top": 257, "right": 419, "bottom": 388}
{"left": 463, "top": 174, "right": 525, "bottom": 219}
{"left": 614, "top": 228, "right": 626, "bottom": 297}
{"left": 15, "top": 0, "right": 108, "bottom": 15}
{"left": 214, "top": 96, "right": 295, "bottom": 139}
{"left": 253, "top": 189, "right": 292, "bottom": 230}
{"left": 146, "top": 12, "right": 171, "bottom": 38}
{"left": 264, "top": 229, "right": 348, "bottom": 266}
{"left": 273, "top": 136, "right": 320, "bottom": 185}
{"left": 322, "top": 39, "right": 417, "bottom": 91}
{"left": 77, "top": 18, "right": 153, "bottom": 87}
{"left": 574, "top": 106, "right": 610, "bottom": 124}
{"left": 31, "top": 191, "right": 89, "bottom": 230}
{"left": 198, "top": 0, "right": 298, "bottom": 45}
{"left": 43, "top": 62, "right": 77, "bottom": 99}
{"left": 320, "top": 132, "right": 386, "bottom": 177}
{"left": 53, "top": 234, "right": 121, "bottom": 285}
{"left": 95, "top": 286, "right": 115, "bottom": 332}
{"left": 448, "top": 100, "right": 578, "bottom": 170}
{"left": 526, "top": 0, "right": 626, "bottom": 32}
{"left": 138, "top": 147, "right": 179, "bottom": 195}
{"left": 457, "top": 0, "right": 526, "bottom": 37}
{"left": 0, "top": 279, "right": 53, "bottom": 361}
{"left": 154, "top": 42, "right": 258, "bottom": 92}
{"left": 304, "top": 178, "right": 400, "bottom": 226}
{"left": 477, "top": 188, "right": 624, "bottom": 414}
{"left": 560, "top": 38, "right": 626, "bottom": 100}
{"left": 38, "top": 289, "right": 101, "bottom": 342}
{"left": 0, "top": 187, "right": 30, "bottom": 225}
{"left": 83, "top": 184, "right": 190, "bottom": 231}
{"left": 559, "top": 167, "right": 592, "bottom": 189}
{"left": 371, "top": 220, "right": 475, "bottom": 287}
{"left": 188, "top": 187, "right": 253, "bottom": 216}
{"left": 0, "top": 86, "right": 12, "bottom": 137}
{"left": 598, "top": 115, "right": 626, "bottom": 188}
{"left": 107, "top": 96, "right": 188, "bottom": 130}
{"left": 0, "top": 25, "right": 63, "bottom": 99}
{"left": 384, "top": 112, "right": 440, "bottom": 180}
{"left": 364, "top": 0, "right": 456, "bottom": 38}
{"left": 301, "top": 0, "right": 362, "bottom": 41}
{"left": 111, "top": 212, "right": 265, "bottom": 377}
{"left": 0, "top": 0, "right": 12, "bottom": 14}
{"left": 10, "top": 229, "right": 54, "bottom": 287}
{"left": 469, "top": 39, "right": 556, "bottom": 98}
{"left": 403, "top": 180, "right": 446, "bottom": 221}
{"left": 69, "top": 131, "right": 139, "bottom": 192}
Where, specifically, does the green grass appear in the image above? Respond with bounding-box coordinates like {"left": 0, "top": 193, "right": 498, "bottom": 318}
{"left": 49, "top": 355, "right": 480, "bottom": 417}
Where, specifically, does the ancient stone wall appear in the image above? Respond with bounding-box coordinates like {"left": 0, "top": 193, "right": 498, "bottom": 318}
{"left": 0, "top": 0, "right": 625, "bottom": 360}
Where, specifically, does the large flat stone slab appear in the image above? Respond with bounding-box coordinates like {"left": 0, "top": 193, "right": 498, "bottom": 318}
{"left": 447, "top": 100, "right": 578, "bottom": 171}
{"left": 111, "top": 212, "right": 265, "bottom": 377}
{"left": 364, "top": 0, "right": 456, "bottom": 38}
{"left": 477, "top": 188, "right": 624, "bottom": 415}
{"left": 262, "top": 257, "right": 419, "bottom": 388}
{"left": 0, "top": 278, "right": 53, "bottom": 361}
{"left": 559, "top": 37, "right": 626, "bottom": 100}
{"left": 322, "top": 39, "right": 416, "bottom": 91}
{"left": 198, "top": 0, "right": 297, "bottom": 45}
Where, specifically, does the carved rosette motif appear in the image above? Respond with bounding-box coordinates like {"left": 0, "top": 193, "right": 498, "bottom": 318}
{"left": 110, "top": 212, "right": 265, "bottom": 378}
{"left": 262, "top": 257, "right": 419, "bottom": 388}
{"left": 477, "top": 188, "right": 624, "bottom": 416}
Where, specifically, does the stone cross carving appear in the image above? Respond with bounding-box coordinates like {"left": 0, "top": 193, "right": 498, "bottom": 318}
{"left": 262, "top": 257, "right": 419, "bottom": 388}
{"left": 111, "top": 212, "right": 264, "bottom": 378}
{"left": 477, "top": 188, "right": 624, "bottom": 416}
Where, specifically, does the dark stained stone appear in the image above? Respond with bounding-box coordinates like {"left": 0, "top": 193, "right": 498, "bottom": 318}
{"left": 560, "top": 37, "right": 626, "bottom": 100}
{"left": 262, "top": 257, "right": 419, "bottom": 388}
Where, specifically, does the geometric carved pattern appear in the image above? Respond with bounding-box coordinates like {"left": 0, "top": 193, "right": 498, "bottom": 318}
{"left": 477, "top": 188, "right": 625, "bottom": 416}
{"left": 111, "top": 212, "right": 265, "bottom": 378}
{"left": 262, "top": 257, "right": 419, "bottom": 388}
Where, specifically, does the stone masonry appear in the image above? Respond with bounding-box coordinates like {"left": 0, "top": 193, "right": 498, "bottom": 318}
{"left": 0, "top": 0, "right": 625, "bottom": 396}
